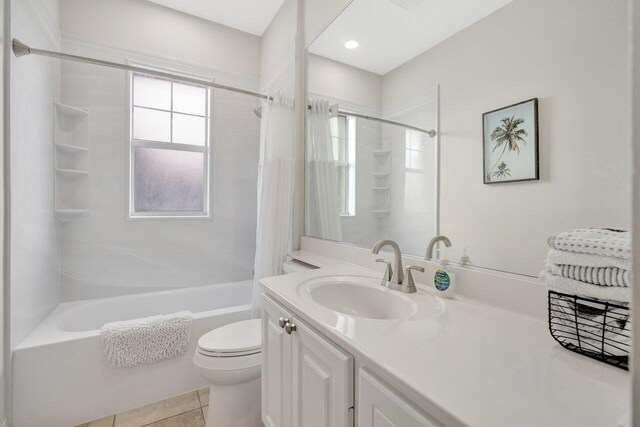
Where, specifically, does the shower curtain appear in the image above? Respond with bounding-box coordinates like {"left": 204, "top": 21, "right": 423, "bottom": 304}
{"left": 251, "top": 93, "right": 296, "bottom": 317}
{"left": 306, "top": 100, "right": 342, "bottom": 241}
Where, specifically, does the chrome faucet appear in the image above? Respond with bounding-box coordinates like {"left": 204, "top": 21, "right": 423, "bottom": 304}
{"left": 372, "top": 240, "right": 423, "bottom": 293}
{"left": 372, "top": 240, "right": 404, "bottom": 286}
{"left": 425, "top": 235, "right": 452, "bottom": 260}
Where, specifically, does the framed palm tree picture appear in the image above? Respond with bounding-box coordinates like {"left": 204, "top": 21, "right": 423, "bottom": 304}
{"left": 482, "top": 98, "right": 539, "bottom": 184}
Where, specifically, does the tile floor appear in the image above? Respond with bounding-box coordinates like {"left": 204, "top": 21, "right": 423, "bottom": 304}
{"left": 76, "top": 388, "right": 210, "bottom": 427}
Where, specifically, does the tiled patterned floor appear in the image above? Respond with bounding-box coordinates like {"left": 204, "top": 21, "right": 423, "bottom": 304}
{"left": 76, "top": 388, "right": 210, "bottom": 427}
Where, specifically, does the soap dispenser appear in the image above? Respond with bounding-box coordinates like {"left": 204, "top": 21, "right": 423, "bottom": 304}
{"left": 433, "top": 248, "right": 456, "bottom": 298}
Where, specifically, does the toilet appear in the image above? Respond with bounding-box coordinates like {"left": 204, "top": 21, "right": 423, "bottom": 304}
{"left": 194, "top": 259, "right": 316, "bottom": 426}
{"left": 193, "top": 318, "right": 262, "bottom": 427}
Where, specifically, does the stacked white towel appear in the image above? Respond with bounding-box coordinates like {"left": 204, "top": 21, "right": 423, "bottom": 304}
{"left": 100, "top": 311, "right": 193, "bottom": 368}
{"left": 542, "top": 228, "right": 631, "bottom": 301}
{"left": 540, "top": 228, "right": 631, "bottom": 356}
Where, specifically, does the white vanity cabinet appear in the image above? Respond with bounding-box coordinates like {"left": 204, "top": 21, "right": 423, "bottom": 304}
{"left": 261, "top": 293, "right": 441, "bottom": 427}
{"left": 359, "top": 368, "right": 440, "bottom": 427}
{"left": 261, "top": 294, "right": 354, "bottom": 427}
{"left": 262, "top": 294, "right": 293, "bottom": 427}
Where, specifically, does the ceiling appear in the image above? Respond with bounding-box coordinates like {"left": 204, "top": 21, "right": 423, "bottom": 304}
{"left": 146, "top": 0, "right": 285, "bottom": 36}
{"left": 308, "top": 0, "right": 513, "bottom": 75}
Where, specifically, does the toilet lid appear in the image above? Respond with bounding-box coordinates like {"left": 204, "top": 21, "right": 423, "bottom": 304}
{"left": 197, "top": 318, "right": 261, "bottom": 356}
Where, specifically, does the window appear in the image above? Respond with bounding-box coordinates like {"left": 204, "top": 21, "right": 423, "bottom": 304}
{"left": 405, "top": 129, "right": 430, "bottom": 213}
{"left": 129, "top": 73, "right": 210, "bottom": 217}
{"left": 330, "top": 115, "right": 356, "bottom": 216}
{"left": 405, "top": 129, "right": 425, "bottom": 170}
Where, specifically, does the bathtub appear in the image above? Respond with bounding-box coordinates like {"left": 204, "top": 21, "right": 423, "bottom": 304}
{"left": 12, "top": 280, "right": 254, "bottom": 427}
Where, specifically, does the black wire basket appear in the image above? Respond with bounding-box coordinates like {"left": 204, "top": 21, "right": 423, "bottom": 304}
{"left": 548, "top": 290, "right": 630, "bottom": 370}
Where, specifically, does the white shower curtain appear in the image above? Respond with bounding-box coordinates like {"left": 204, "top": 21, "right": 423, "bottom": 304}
{"left": 306, "top": 100, "right": 343, "bottom": 241}
{"left": 251, "top": 93, "right": 296, "bottom": 317}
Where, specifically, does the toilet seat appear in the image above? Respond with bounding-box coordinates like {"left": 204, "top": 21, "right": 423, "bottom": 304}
{"left": 197, "top": 318, "right": 261, "bottom": 358}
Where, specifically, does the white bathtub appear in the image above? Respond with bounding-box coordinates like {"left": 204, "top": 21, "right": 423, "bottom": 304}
{"left": 13, "top": 280, "right": 254, "bottom": 427}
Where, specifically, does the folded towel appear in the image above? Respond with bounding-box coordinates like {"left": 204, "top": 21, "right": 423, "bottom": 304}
{"left": 539, "top": 270, "right": 631, "bottom": 303}
{"left": 548, "top": 263, "right": 630, "bottom": 288}
{"left": 547, "top": 249, "right": 630, "bottom": 271}
{"left": 547, "top": 228, "right": 630, "bottom": 260}
{"left": 550, "top": 293, "right": 630, "bottom": 357}
{"left": 100, "top": 311, "right": 193, "bottom": 368}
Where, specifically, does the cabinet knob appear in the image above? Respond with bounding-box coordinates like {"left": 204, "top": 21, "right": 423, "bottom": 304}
{"left": 278, "top": 317, "right": 289, "bottom": 328}
{"left": 284, "top": 322, "right": 297, "bottom": 334}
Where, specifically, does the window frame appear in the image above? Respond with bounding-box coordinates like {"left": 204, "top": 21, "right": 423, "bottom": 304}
{"left": 127, "top": 68, "right": 213, "bottom": 220}
{"left": 331, "top": 113, "right": 356, "bottom": 217}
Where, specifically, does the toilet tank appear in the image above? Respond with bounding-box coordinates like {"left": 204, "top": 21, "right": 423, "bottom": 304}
{"left": 282, "top": 259, "right": 318, "bottom": 274}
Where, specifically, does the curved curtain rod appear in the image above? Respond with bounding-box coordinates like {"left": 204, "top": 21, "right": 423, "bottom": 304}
{"left": 325, "top": 107, "right": 436, "bottom": 138}
{"left": 13, "top": 39, "right": 437, "bottom": 138}
{"left": 12, "top": 39, "right": 271, "bottom": 101}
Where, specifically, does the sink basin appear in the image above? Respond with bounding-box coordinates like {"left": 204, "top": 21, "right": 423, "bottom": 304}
{"left": 309, "top": 281, "right": 414, "bottom": 320}
{"left": 293, "top": 275, "right": 445, "bottom": 320}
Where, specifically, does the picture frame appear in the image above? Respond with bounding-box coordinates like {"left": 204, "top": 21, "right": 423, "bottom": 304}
{"left": 482, "top": 98, "right": 539, "bottom": 184}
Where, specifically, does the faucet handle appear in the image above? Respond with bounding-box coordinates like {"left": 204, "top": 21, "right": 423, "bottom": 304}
{"left": 402, "top": 265, "right": 424, "bottom": 293}
{"left": 375, "top": 258, "right": 393, "bottom": 282}
{"left": 406, "top": 265, "right": 425, "bottom": 273}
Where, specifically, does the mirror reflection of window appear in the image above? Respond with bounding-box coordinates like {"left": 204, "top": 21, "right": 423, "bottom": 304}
{"left": 330, "top": 115, "right": 356, "bottom": 216}
{"left": 405, "top": 129, "right": 425, "bottom": 170}
{"left": 404, "top": 129, "right": 429, "bottom": 213}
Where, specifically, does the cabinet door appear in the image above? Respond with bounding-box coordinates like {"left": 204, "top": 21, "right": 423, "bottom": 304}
{"left": 359, "top": 368, "right": 440, "bottom": 427}
{"left": 291, "top": 316, "right": 354, "bottom": 427}
{"left": 261, "top": 293, "right": 293, "bottom": 427}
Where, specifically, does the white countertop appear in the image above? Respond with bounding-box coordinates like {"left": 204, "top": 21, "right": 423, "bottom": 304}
{"left": 260, "top": 262, "right": 630, "bottom": 427}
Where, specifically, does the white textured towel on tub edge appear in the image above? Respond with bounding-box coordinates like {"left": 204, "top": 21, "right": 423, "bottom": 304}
{"left": 100, "top": 311, "right": 193, "bottom": 368}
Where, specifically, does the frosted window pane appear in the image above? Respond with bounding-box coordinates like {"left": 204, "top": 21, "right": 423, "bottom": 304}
{"left": 134, "top": 107, "right": 171, "bottom": 142}
{"left": 133, "top": 75, "right": 171, "bottom": 110}
{"left": 173, "top": 82, "right": 207, "bottom": 116}
{"left": 134, "top": 147, "right": 204, "bottom": 212}
{"left": 173, "top": 113, "right": 206, "bottom": 146}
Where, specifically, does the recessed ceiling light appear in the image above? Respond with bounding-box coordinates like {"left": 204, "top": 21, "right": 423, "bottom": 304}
{"left": 344, "top": 40, "right": 359, "bottom": 49}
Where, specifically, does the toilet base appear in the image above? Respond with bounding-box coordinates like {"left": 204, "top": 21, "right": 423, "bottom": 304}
{"left": 206, "top": 376, "right": 262, "bottom": 427}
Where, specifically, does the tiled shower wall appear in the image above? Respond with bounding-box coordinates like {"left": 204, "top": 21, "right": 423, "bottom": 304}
{"left": 57, "top": 0, "right": 262, "bottom": 300}
{"left": 11, "top": 0, "right": 62, "bottom": 346}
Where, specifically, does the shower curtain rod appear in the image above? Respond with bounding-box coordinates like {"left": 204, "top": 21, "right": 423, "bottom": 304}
{"left": 12, "top": 39, "right": 271, "bottom": 101}
{"left": 13, "top": 39, "right": 437, "bottom": 137}
{"left": 317, "top": 106, "right": 437, "bottom": 137}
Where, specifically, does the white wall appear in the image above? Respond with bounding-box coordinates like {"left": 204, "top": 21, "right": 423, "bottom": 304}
{"left": 10, "top": 0, "right": 61, "bottom": 346}
{"left": 58, "top": 0, "right": 262, "bottom": 300}
{"left": 382, "top": 0, "right": 630, "bottom": 276}
{"left": 308, "top": 54, "right": 381, "bottom": 110}
{"left": 40, "top": 0, "right": 58, "bottom": 27}
{"left": 261, "top": 0, "right": 297, "bottom": 94}
{"left": 60, "top": 0, "right": 260, "bottom": 81}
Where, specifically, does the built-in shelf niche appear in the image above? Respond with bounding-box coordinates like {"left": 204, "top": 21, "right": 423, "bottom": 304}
{"left": 371, "top": 150, "right": 391, "bottom": 215}
{"left": 54, "top": 102, "right": 89, "bottom": 221}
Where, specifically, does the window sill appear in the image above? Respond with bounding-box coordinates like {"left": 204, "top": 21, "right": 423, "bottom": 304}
{"left": 128, "top": 214, "right": 212, "bottom": 221}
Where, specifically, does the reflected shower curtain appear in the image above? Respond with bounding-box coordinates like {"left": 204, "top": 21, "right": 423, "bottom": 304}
{"left": 306, "top": 100, "right": 342, "bottom": 241}
{"left": 251, "top": 94, "right": 296, "bottom": 317}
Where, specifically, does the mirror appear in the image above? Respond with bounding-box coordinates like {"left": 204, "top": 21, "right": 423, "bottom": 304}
{"left": 305, "top": 0, "right": 630, "bottom": 277}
